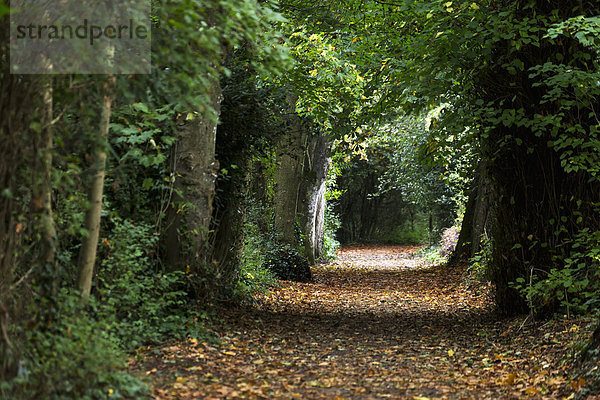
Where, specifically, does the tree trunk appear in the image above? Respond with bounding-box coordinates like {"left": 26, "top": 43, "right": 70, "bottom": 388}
{"left": 449, "top": 162, "right": 492, "bottom": 264}
{"left": 299, "top": 132, "right": 331, "bottom": 263}
{"left": 471, "top": 164, "right": 491, "bottom": 257}
{"left": 250, "top": 160, "right": 269, "bottom": 232}
{"left": 77, "top": 77, "right": 114, "bottom": 298}
{"left": 209, "top": 102, "right": 254, "bottom": 296}
{"left": 449, "top": 187, "right": 476, "bottom": 265}
{"left": 38, "top": 78, "right": 56, "bottom": 268}
{"left": 31, "top": 76, "right": 57, "bottom": 296}
{"left": 428, "top": 213, "right": 434, "bottom": 244}
{"left": 480, "top": 1, "right": 599, "bottom": 314}
{"left": 164, "top": 78, "right": 222, "bottom": 293}
{"left": 273, "top": 92, "right": 304, "bottom": 245}
{"left": 0, "top": 72, "right": 37, "bottom": 380}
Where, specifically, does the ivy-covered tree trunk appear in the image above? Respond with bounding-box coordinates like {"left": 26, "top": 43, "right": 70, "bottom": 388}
{"left": 0, "top": 70, "right": 60, "bottom": 379}
{"left": 250, "top": 160, "right": 269, "bottom": 232}
{"left": 0, "top": 72, "right": 34, "bottom": 380}
{"left": 164, "top": 78, "right": 221, "bottom": 296}
{"left": 32, "top": 76, "right": 57, "bottom": 297}
{"left": 480, "top": 1, "right": 600, "bottom": 314}
{"left": 209, "top": 159, "right": 248, "bottom": 296}
{"left": 273, "top": 92, "right": 304, "bottom": 245}
{"left": 298, "top": 132, "right": 331, "bottom": 263}
{"left": 209, "top": 102, "right": 253, "bottom": 296}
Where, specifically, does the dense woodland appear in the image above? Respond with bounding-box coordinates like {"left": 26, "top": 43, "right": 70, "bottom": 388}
{"left": 1, "top": 0, "right": 600, "bottom": 398}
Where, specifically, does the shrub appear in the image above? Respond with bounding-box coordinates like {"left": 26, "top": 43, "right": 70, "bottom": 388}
{"left": 1, "top": 290, "right": 149, "bottom": 400}
{"left": 511, "top": 229, "right": 600, "bottom": 316}
{"left": 465, "top": 237, "right": 492, "bottom": 286}
{"left": 415, "top": 245, "right": 446, "bottom": 264}
{"left": 96, "top": 217, "right": 199, "bottom": 350}
{"left": 263, "top": 243, "right": 312, "bottom": 283}
{"left": 237, "top": 211, "right": 278, "bottom": 297}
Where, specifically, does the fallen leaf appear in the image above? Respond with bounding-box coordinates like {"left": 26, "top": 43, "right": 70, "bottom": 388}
{"left": 503, "top": 373, "right": 517, "bottom": 385}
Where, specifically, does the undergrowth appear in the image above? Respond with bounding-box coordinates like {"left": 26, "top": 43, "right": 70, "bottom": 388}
{"left": 237, "top": 204, "right": 278, "bottom": 298}
{"left": 1, "top": 217, "right": 207, "bottom": 399}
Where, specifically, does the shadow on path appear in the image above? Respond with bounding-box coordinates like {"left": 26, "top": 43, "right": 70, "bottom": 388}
{"left": 136, "top": 244, "right": 578, "bottom": 400}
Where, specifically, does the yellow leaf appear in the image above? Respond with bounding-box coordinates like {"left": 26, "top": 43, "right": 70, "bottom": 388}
{"left": 223, "top": 351, "right": 236, "bottom": 356}
{"left": 525, "top": 387, "right": 539, "bottom": 395}
{"left": 414, "top": 397, "right": 431, "bottom": 400}
{"left": 504, "top": 373, "right": 516, "bottom": 385}
{"left": 448, "top": 349, "right": 455, "bottom": 357}
{"left": 470, "top": 2, "right": 480, "bottom": 10}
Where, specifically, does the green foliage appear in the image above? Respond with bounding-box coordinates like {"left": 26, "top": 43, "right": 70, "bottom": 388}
{"left": 466, "top": 238, "right": 492, "bottom": 286}
{"left": 281, "top": 28, "right": 366, "bottom": 133}
{"left": 111, "top": 103, "right": 175, "bottom": 169}
{"left": 238, "top": 197, "right": 314, "bottom": 296}
{"left": 346, "top": 0, "right": 600, "bottom": 315}
{"left": 2, "top": 290, "right": 149, "bottom": 400}
{"left": 322, "top": 201, "right": 341, "bottom": 260}
{"left": 107, "top": 103, "right": 176, "bottom": 223}
{"left": 150, "top": 0, "right": 289, "bottom": 116}
{"left": 373, "top": 115, "right": 463, "bottom": 208}
{"left": 512, "top": 228, "right": 600, "bottom": 316}
{"left": 502, "top": 11, "right": 600, "bottom": 316}
{"left": 414, "top": 245, "right": 445, "bottom": 265}
{"left": 96, "top": 217, "right": 199, "bottom": 350}
{"left": 334, "top": 113, "right": 458, "bottom": 245}
{"left": 237, "top": 202, "right": 278, "bottom": 297}
{"left": 2, "top": 215, "right": 205, "bottom": 398}
{"left": 377, "top": 221, "right": 429, "bottom": 245}
{"left": 321, "top": 162, "right": 342, "bottom": 259}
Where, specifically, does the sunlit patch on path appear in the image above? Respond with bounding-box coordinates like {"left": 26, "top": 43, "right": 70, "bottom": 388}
{"left": 134, "top": 244, "right": 583, "bottom": 399}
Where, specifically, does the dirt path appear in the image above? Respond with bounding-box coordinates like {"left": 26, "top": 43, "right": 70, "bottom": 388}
{"left": 135, "top": 244, "right": 586, "bottom": 399}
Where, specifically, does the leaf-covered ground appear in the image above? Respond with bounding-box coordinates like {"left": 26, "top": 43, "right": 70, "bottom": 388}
{"left": 133, "top": 244, "right": 595, "bottom": 399}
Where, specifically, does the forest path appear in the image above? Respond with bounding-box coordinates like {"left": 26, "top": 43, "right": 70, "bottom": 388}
{"left": 136, "top": 244, "right": 580, "bottom": 399}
